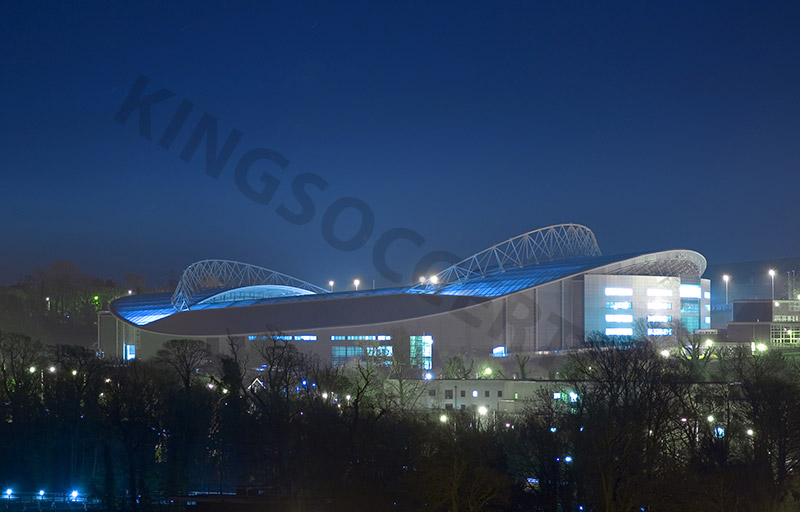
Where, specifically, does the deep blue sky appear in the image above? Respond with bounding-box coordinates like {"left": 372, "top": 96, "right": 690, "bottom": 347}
{"left": 2, "top": 2, "right": 799, "bottom": 288}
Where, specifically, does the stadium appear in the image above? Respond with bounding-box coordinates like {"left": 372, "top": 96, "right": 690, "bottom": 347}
{"left": 98, "top": 224, "right": 710, "bottom": 375}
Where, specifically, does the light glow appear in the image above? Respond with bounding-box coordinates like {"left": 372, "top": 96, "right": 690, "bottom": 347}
{"left": 647, "top": 328, "right": 672, "bottom": 336}
{"left": 605, "top": 327, "right": 633, "bottom": 336}
{"left": 679, "top": 284, "right": 702, "bottom": 298}
{"left": 605, "top": 314, "right": 633, "bottom": 323}
{"left": 606, "top": 301, "right": 632, "bottom": 310}
{"left": 478, "top": 406, "right": 488, "bottom": 416}
{"left": 647, "top": 315, "right": 671, "bottom": 323}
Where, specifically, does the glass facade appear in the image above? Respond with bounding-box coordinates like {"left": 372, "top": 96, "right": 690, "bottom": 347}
{"left": 331, "top": 346, "right": 364, "bottom": 367}
{"left": 410, "top": 335, "right": 433, "bottom": 369}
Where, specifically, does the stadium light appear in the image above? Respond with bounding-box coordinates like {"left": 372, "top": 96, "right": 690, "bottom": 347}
{"left": 723, "top": 274, "right": 730, "bottom": 304}
{"left": 328, "top": 281, "right": 334, "bottom": 292}
{"left": 353, "top": 279, "right": 360, "bottom": 291}
{"left": 769, "top": 269, "right": 776, "bottom": 299}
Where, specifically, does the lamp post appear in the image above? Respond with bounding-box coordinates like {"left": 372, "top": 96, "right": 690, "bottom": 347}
{"left": 723, "top": 274, "right": 730, "bottom": 305}
{"left": 353, "top": 279, "right": 360, "bottom": 291}
{"left": 769, "top": 269, "right": 776, "bottom": 300}
{"left": 329, "top": 280, "right": 334, "bottom": 292}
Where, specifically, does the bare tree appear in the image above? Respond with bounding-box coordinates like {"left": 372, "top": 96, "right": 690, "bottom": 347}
{"left": 155, "top": 339, "right": 211, "bottom": 391}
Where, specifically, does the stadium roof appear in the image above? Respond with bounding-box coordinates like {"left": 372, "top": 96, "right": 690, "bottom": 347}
{"left": 111, "top": 249, "right": 706, "bottom": 328}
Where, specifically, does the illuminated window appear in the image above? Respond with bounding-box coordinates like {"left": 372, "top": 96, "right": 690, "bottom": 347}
{"left": 605, "top": 314, "right": 633, "bottom": 323}
{"left": 294, "top": 335, "right": 317, "bottom": 341}
{"left": 647, "top": 289, "right": 673, "bottom": 297}
{"left": 365, "top": 345, "right": 393, "bottom": 357}
{"left": 647, "top": 328, "right": 672, "bottom": 336}
{"left": 377, "top": 335, "right": 392, "bottom": 341}
{"left": 492, "top": 346, "right": 507, "bottom": 357}
{"left": 705, "top": 304, "right": 711, "bottom": 311}
{"left": 472, "top": 390, "right": 478, "bottom": 398}
{"left": 331, "top": 335, "right": 346, "bottom": 341}
{"left": 124, "top": 344, "right": 136, "bottom": 360}
{"left": 606, "top": 301, "right": 632, "bottom": 310}
{"left": 647, "top": 302, "right": 672, "bottom": 310}
{"left": 680, "top": 284, "right": 702, "bottom": 299}
{"left": 605, "top": 287, "right": 633, "bottom": 297}
{"left": 705, "top": 316, "right": 711, "bottom": 324}
{"left": 704, "top": 291, "right": 711, "bottom": 299}
{"left": 410, "top": 335, "right": 434, "bottom": 370}
{"left": 605, "top": 328, "right": 633, "bottom": 336}
{"left": 647, "top": 315, "right": 672, "bottom": 323}
{"left": 331, "top": 346, "right": 364, "bottom": 367}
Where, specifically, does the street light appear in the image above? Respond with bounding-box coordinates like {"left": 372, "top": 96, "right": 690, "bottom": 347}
{"left": 328, "top": 280, "right": 334, "bottom": 292}
{"left": 723, "top": 274, "right": 730, "bottom": 305}
{"left": 353, "top": 279, "right": 360, "bottom": 291}
{"left": 769, "top": 269, "right": 776, "bottom": 299}
{"left": 430, "top": 275, "right": 439, "bottom": 285}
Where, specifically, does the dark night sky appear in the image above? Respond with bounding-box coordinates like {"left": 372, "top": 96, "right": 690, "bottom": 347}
{"left": 2, "top": 2, "right": 799, "bottom": 289}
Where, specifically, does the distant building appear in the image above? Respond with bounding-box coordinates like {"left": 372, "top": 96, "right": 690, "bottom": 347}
{"left": 727, "top": 299, "right": 800, "bottom": 344}
{"left": 98, "top": 224, "right": 710, "bottom": 376}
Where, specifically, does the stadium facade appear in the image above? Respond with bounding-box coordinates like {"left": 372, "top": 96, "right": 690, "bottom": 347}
{"left": 98, "top": 224, "right": 710, "bottom": 375}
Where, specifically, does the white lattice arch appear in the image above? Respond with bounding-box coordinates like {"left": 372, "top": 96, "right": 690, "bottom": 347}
{"left": 171, "top": 260, "right": 328, "bottom": 310}
{"left": 419, "top": 223, "right": 601, "bottom": 288}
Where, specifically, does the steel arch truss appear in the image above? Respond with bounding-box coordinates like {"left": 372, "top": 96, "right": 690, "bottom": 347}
{"left": 171, "top": 260, "right": 328, "bottom": 310}
{"left": 419, "top": 224, "right": 601, "bottom": 289}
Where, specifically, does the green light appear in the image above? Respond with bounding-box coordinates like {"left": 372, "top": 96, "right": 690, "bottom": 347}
{"left": 484, "top": 367, "right": 492, "bottom": 376}
{"left": 93, "top": 295, "right": 99, "bottom": 301}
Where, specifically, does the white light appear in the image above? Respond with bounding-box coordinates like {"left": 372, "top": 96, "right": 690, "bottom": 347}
{"left": 472, "top": 390, "right": 478, "bottom": 398}
{"left": 605, "top": 287, "right": 633, "bottom": 297}
{"left": 424, "top": 372, "right": 433, "bottom": 380}
{"left": 564, "top": 456, "right": 573, "bottom": 463}
{"left": 705, "top": 339, "right": 713, "bottom": 347}
{"left": 439, "top": 414, "right": 447, "bottom": 423}
{"left": 71, "top": 490, "right": 78, "bottom": 500}
{"left": 756, "top": 343, "right": 768, "bottom": 352}
{"left": 29, "top": 366, "right": 36, "bottom": 374}
{"left": 605, "top": 314, "right": 633, "bottom": 323}
{"left": 606, "top": 301, "right": 632, "bottom": 310}
{"left": 49, "top": 366, "right": 56, "bottom": 373}
{"left": 704, "top": 291, "right": 711, "bottom": 299}
{"left": 647, "top": 328, "right": 672, "bottom": 336}
{"left": 769, "top": 269, "right": 776, "bottom": 277}
{"left": 39, "top": 490, "right": 44, "bottom": 497}
{"left": 679, "top": 284, "right": 702, "bottom": 299}
{"left": 419, "top": 276, "right": 425, "bottom": 284}
{"left": 128, "top": 289, "right": 133, "bottom": 295}
{"left": 775, "top": 301, "right": 780, "bottom": 307}
{"left": 747, "top": 429, "right": 754, "bottom": 436}
{"left": 71, "top": 369, "right": 77, "bottom": 376}
{"left": 430, "top": 276, "right": 439, "bottom": 285}
{"left": 353, "top": 279, "right": 360, "bottom": 290}
{"left": 647, "top": 315, "right": 671, "bottom": 323}
{"left": 478, "top": 406, "right": 488, "bottom": 416}
{"left": 723, "top": 274, "right": 729, "bottom": 283}
{"left": 346, "top": 395, "right": 351, "bottom": 401}
{"left": 660, "top": 349, "right": 670, "bottom": 358}
{"left": 605, "top": 328, "right": 633, "bottom": 336}
{"left": 568, "top": 391, "right": 579, "bottom": 402}
{"left": 647, "top": 302, "right": 672, "bottom": 310}
{"left": 647, "top": 289, "right": 673, "bottom": 297}
{"left": 322, "top": 392, "right": 328, "bottom": 399}
{"left": 680, "top": 417, "right": 687, "bottom": 422}
{"left": 707, "top": 415, "right": 714, "bottom": 423}
{"left": 5, "top": 489, "right": 11, "bottom": 496}
{"left": 207, "top": 383, "right": 214, "bottom": 389}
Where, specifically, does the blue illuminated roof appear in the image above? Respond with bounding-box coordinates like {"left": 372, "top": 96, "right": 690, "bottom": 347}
{"left": 111, "top": 250, "right": 705, "bottom": 327}
{"left": 410, "top": 253, "right": 646, "bottom": 298}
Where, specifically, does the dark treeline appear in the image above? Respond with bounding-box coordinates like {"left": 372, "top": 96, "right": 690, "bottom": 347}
{"left": 0, "top": 261, "right": 154, "bottom": 346}
{"left": 2, "top": 330, "right": 800, "bottom": 512}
